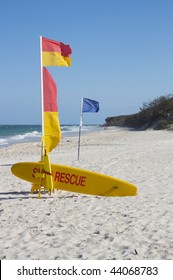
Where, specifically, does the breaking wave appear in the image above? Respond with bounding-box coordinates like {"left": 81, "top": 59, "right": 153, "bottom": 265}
{"left": 0, "top": 125, "right": 100, "bottom": 147}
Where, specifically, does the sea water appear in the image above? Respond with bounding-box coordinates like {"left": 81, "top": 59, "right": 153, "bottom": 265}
{"left": 0, "top": 124, "right": 100, "bottom": 147}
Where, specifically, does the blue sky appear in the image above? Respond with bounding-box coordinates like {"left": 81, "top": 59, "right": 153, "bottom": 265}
{"left": 1, "top": 0, "right": 173, "bottom": 125}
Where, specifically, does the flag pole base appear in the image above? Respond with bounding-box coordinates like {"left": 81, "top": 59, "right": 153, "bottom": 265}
{"left": 30, "top": 144, "right": 54, "bottom": 197}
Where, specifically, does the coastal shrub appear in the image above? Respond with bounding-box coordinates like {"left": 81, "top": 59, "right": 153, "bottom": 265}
{"left": 105, "top": 94, "right": 173, "bottom": 129}
{"left": 137, "top": 94, "right": 173, "bottom": 128}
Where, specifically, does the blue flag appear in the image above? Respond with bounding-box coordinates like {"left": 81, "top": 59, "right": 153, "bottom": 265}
{"left": 82, "top": 98, "right": 99, "bottom": 113}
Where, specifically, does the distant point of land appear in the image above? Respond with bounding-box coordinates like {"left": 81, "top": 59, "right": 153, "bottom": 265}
{"left": 104, "top": 94, "right": 173, "bottom": 130}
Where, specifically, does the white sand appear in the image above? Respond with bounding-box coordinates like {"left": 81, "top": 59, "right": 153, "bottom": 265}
{"left": 0, "top": 127, "right": 173, "bottom": 260}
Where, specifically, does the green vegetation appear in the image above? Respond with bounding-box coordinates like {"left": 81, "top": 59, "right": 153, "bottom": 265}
{"left": 104, "top": 94, "right": 173, "bottom": 130}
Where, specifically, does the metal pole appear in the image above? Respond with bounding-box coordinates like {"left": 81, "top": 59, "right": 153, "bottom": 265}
{"left": 40, "top": 36, "right": 44, "bottom": 160}
{"left": 78, "top": 97, "right": 83, "bottom": 160}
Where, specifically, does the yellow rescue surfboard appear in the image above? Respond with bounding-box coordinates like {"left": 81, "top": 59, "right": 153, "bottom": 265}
{"left": 11, "top": 162, "right": 137, "bottom": 196}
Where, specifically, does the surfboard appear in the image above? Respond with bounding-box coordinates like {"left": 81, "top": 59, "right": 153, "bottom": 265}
{"left": 11, "top": 162, "right": 137, "bottom": 197}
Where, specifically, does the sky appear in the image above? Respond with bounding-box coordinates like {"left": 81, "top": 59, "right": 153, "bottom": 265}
{"left": 1, "top": 0, "right": 173, "bottom": 125}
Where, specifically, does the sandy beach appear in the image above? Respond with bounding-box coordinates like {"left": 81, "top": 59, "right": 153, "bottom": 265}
{"left": 0, "top": 127, "right": 173, "bottom": 260}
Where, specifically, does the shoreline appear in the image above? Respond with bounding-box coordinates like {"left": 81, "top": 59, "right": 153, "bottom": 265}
{"left": 0, "top": 127, "right": 173, "bottom": 259}
{"left": 0, "top": 124, "right": 102, "bottom": 149}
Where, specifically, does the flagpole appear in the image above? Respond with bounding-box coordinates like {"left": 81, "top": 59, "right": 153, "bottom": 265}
{"left": 40, "top": 36, "right": 44, "bottom": 160}
{"left": 78, "top": 97, "right": 83, "bottom": 160}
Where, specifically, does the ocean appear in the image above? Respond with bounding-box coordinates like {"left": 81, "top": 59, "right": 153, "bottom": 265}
{"left": 0, "top": 124, "right": 100, "bottom": 147}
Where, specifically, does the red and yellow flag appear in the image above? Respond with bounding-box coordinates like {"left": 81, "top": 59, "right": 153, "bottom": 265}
{"left": 42, "top": 67, "right": 61, "bottom": 153}
{"left": 42, "top": 37, "right": 72, "bottom": 67}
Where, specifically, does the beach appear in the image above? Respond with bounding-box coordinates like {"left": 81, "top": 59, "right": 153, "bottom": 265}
{"left": 0, "top": 127, "right": 173, "bottom": 260}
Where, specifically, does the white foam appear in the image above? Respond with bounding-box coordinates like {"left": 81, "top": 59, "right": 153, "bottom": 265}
{"left": 0, "top": 138, "right": 8, "bottom": 146}
{"left": 10, "top": 131, "right": 41, "bottom": 141}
